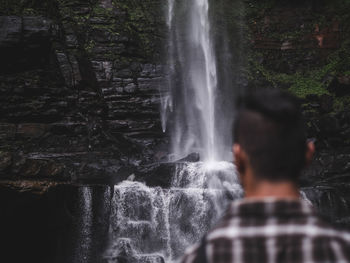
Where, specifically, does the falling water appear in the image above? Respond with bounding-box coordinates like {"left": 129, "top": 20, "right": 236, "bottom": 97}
{"left": 104, "top": 163, "right": 242, "bottom": 263}
{"left": 163, "top": 0, "right": 233, "bottom": 161}
{"left": 74, "top": 187, "right": 93, "bottom": 263}
{"left": 71, "top": 185, "right": 111, "bottom": 263}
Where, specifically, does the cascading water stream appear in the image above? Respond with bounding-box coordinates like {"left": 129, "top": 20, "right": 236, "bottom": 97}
{"left": 74, "top": 187, "right": 93, "bottom": 263}
{"left": 104, "top": 1, "right": 242, "bottom": 262}
{"left": 104, "top": 163, "right": 242, "bottom": 263}
{"left": 164, "top": 0, "right": 229, "bottom": 162}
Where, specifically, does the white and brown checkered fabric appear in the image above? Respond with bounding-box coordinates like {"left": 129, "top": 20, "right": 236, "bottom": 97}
{"left": 181, "top": 198, "right": 350, "bottom": 263}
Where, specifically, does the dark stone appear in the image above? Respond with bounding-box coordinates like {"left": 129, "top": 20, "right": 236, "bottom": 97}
{"left": 328, "top": 76, "right": 350, "bottom": 96}
{"left": 56, "top": 52, "right": 82, "bottom": 88}
{"left": 319, "top": 94, "right": 333, "bottom": 113}
{"left": 177, "top": 152, "right": 200, "bottom": 162}
{"left": 138, "top": 77, "right": 165, "bottom": 94}
{"left": 12, "top": 158, "right": 66, "bottom": 180}
{"left": 114, "top": 68, "right": 133, "bottom": 78}
{"left": 305, "top": 94, "right": 320, "bottom": 101}
{"left": 22, "top": 16, "right": 52, "bottom": 44}
{"left": 0, "top": 152, "right": 12, "bottom": 172}
{"left": 74, "top": 160, "right": 123, "bottom": 185}
{"left": 318, "top": 115, "right": 340, "bottom": 135}
{"left": 124, "top": 83, "right": 137, "bottom": 93}
{"left": 302, "top": 185, "right": 350, "bottom": 227}
{"left": 16, "top": 123, "right": 50, "bottom": 138}
{"left": 0, "top": 16, "right": 22, "bottom": 48}
{"left": 0, "top": 181, "right": 112, "bottom": 263}
{"left": 0, "top": 123, "right": 16, "bottom": 139}
{"left": 100, "top": 0, "right": 113, "bottom": 9}
{"left": 0, "top": 16, "right": 53, "bottom": 73}
{"left": 135, "top": 162, "right": 176, "bottom": 188}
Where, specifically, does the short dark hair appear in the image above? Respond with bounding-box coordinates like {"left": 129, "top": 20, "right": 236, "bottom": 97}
{"left": 233, "top": 89, "right": 307, "bottom": 182}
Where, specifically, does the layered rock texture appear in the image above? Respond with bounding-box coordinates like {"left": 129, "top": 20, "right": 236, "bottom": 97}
{"left": 0, "top": 0, "right": 350, "bottom": 262}
{"left": 0, "top": 0, "right": 167, "bottom": 185}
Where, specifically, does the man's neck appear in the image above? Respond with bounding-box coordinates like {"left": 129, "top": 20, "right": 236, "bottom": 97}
{"left": 244, "top": 180, "right": 300, "bottom": 200}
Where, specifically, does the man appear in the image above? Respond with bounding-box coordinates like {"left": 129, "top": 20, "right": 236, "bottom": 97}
{"left": 181, "top": 89, "right": 350, "bottom": 263}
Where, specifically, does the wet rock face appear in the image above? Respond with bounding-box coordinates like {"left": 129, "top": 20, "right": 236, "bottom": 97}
{"left": 0, "top": 0, "right": 167, "bottom": 184}
{"left": 0, "top": 16, "right": 22, "bottom": 47}
{"left": 0, "top": 16, "right": 53, "bottom": 73}
{"left": 302, "top": 184, "right": 350, "bottom": 228}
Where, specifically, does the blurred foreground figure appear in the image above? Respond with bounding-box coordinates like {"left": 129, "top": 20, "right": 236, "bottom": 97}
{"left": 181, "top": 89, "right": 350, "bottom": 263}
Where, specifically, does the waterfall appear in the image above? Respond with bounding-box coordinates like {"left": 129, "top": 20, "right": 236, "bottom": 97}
{"left": 163, "top": 0, "right": 234, "bottom": 162}
{"left": 71, "top": 185, "right": 111, "bottom": 263}
{"left": 74, "top": 187, "right": 93, "bottom": 263}
{"left": 104, "top": 163, "right": 242, "bottom": 263}
{"left": 104, "top": 1, "right": 242, "bottom": 262}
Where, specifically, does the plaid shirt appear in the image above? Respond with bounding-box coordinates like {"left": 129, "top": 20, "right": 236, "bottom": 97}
{"left": 181, "top": 198, "right": 350, "bottom": 263}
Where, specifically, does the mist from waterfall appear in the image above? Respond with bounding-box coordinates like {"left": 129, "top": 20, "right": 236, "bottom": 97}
{"left": 163, "top": 0, "right": 233, "bottom": 162}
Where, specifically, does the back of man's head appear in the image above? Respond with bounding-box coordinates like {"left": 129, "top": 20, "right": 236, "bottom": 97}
{"left": 233, "top": 89, "right": 307, "bottom": 182}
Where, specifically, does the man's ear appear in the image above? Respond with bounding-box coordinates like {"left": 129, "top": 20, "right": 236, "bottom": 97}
{"left": 233, "top": 144, "right": 246, "bottom": 175}
{"left": 233, "top": 143, "right": 240, "bottom": 158}
{"left": 305, "top": 140, "right": 315, "bottom": 167}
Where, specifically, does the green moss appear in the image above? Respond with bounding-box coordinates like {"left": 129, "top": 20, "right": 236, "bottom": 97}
{"left": 243, "top": 0, "right": 350, "bottom": 102}
{"left": 247, "top": 34, "right": 350, "bottom": 99}
{"left": 289, "top": 76, "right": 329, "bottom": 98}
{"left": 248, "top": 55, "right": 332, "bottom": 98}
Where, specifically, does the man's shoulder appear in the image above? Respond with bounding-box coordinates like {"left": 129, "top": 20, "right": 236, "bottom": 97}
{"left": 206, "top": 198, "right": 350, "bottom": 243}
{"left": 181, "top": 199, "right": 350, "bottom": 263}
